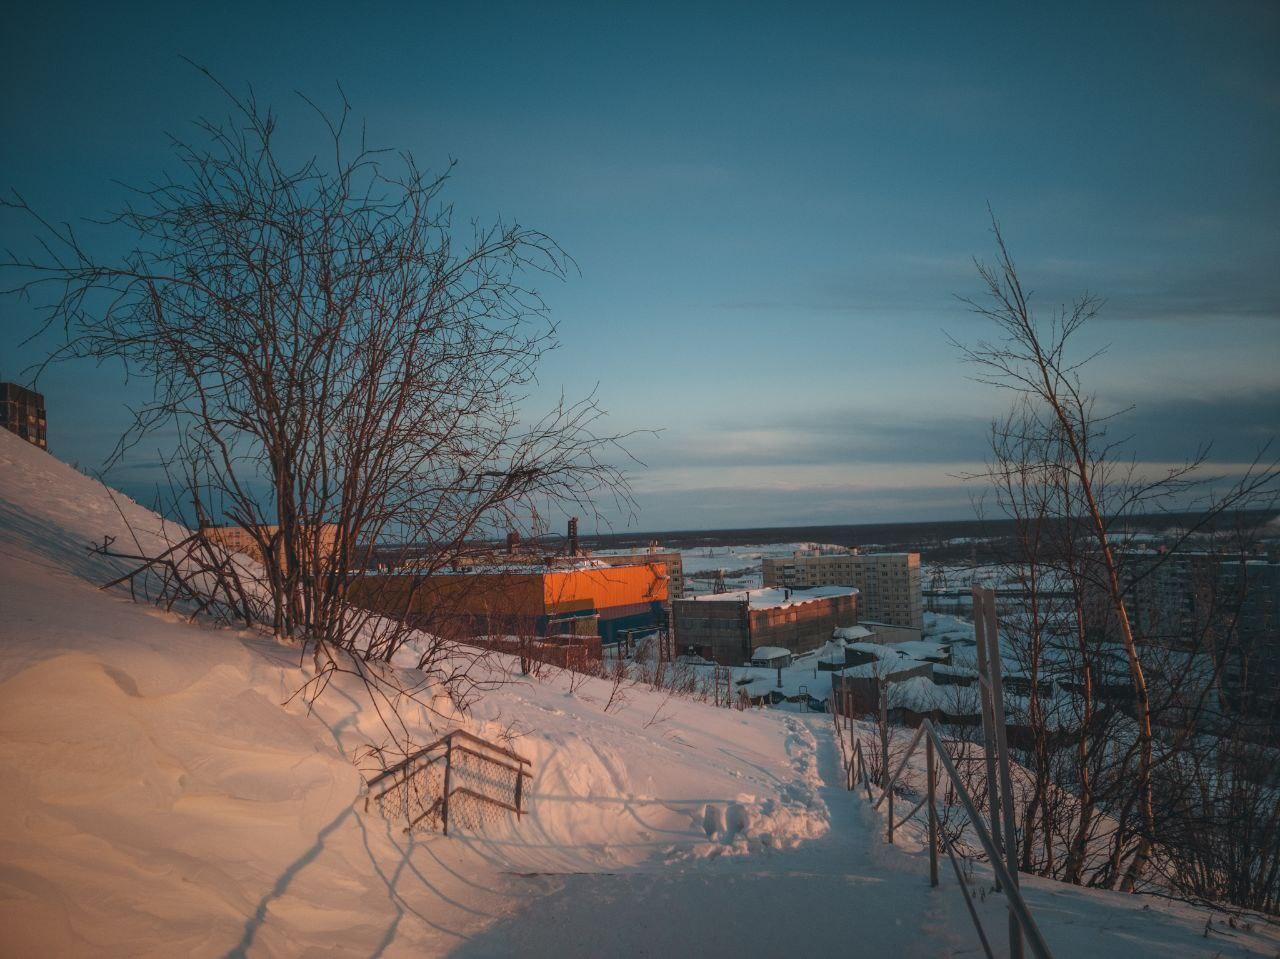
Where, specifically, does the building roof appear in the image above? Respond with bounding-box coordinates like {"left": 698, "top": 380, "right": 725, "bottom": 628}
{"left": 750, "top": 646, "right": 792, "bottom": 660}
{"left": 683, "top": 585, "right": 857, "bottom": 610}
{"left": 832, "top": 625, "right": 874, "bottom": 641}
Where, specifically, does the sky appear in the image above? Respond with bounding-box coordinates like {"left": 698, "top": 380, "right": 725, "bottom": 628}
{"left": 2, "top": 1, "right": 1277, "bottom": 533}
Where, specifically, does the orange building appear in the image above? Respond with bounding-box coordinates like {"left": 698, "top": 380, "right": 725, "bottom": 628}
{"left": 347, "top": 561, "right": 669, "bottom": 643}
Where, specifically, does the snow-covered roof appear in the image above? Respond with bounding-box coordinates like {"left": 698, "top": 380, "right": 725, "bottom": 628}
{"left": 751, "top": 646, "right": 792, "bottom": 660}
{"left": 404, "top": 558, "right": 617, "bottom": 575}
{"left": 835, "top": 659, "right": 932, "bottom": 680}
{"left": 886, "top": 676, "right": 982, "bottom": 715}
{"left": 817, "top": 640, "right": 848, "bottom": 663}
{"left": 685, "top": 586, "right": 857, "bottom": 610}
{"left": 832, "top": 625, "right": 873, "bottom": 641}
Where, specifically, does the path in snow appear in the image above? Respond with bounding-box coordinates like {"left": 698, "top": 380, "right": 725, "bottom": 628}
{"left": 451, "top": 715, "right": 963, "bottom": 958}
{"left": 449, "top": 716, "right": 1279, "bottom": 959}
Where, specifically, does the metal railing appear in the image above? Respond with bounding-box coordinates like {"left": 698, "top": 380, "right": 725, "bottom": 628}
{"left": 832, "top": 584, "right": 1055, "bottom": 959}
{"left": 365, "top": 729, "right": 533, "bottom": 836}
{"left": 868, "top": 719, "right": 1053, "bottom": 959}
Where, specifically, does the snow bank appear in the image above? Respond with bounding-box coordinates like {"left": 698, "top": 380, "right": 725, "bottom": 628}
{"left": 0, "top": 431, "right": 829, "bottom": 956}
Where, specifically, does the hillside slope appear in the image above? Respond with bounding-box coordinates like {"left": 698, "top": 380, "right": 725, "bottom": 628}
{"left": 1, "top": 429, "right": 1276, "bottom": 958}
{"left": 0, "top": 432, "right": 829, "bottom": 956}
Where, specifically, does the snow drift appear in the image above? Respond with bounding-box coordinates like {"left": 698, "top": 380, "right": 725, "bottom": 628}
{"left": 0, "top": 430, "right": 827, "bottom": 956}
{"left": 1, "top": 429, "right": 1276, "bottom": 958}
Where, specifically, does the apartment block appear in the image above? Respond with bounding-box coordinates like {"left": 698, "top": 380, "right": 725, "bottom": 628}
{"left": 1, "top": 383, "right": 47, "bottom": 450}
{"left": 198, "top": 522, "right": 341, "bottom": 574}
{"left": 761, "top": 550, "right": 922, "bottom": 630}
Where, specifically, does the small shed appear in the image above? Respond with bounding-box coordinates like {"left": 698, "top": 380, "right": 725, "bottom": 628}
{"left": 750, "top": 646, "right": 793, "bottom": 668}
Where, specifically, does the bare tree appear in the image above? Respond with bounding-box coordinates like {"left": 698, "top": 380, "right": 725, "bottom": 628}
{"left": 2, "top": 72, "right": 636, "bottom": 734}
{"left": 955, "top": 212, "right": 1278, "bottom": 895}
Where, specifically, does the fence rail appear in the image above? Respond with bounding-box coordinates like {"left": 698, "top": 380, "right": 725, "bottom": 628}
{"left": 365, "top": 729, "right": 533, "bottom": 836}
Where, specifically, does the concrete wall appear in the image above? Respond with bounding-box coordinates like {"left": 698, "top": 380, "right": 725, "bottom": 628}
{"left": 671, "top": 597, "right": 750, "bottom": 663}
{"left": 861, "top": 621, "right": 922, "bottom": 645}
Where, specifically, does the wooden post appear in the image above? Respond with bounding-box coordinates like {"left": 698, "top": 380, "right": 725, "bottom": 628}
{"left": 515, "top": 768, "right": 523, "bottom": 820}
{"left": 980, "top": 587, "right": 1023, "bottom": 959}
{"left": 927, "top": 733, "right": 939, "bottom": 888}
{"left": 973, "top": 586, "right": 1004, "bottom": 892}
{"left": 442, "top": 736, "right": 453, "bottom": 837}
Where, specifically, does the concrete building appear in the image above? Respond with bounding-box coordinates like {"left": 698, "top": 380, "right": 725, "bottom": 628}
{"left": 762, "top": 550, "right": 922, "bottom": 631}
{"left": 0, "top": 383, "right": 47, "bottom": 450}
{"left": 198, "top": 522, "right": 341, "bottom": 573}
{"left": 1113, "top": 548, "right": 1280, "bottom": 725}
{"left": 672, "top": 586, "right": 858, "bottom": 665}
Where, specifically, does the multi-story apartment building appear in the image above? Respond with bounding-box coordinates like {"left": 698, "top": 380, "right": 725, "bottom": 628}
{"left": 199, "top": 522, "right": 341, "bottom": 574}
{"left": 0, "top": 383, "right": 47, "bottom": 450}
{"left": 1115, "top": 548, "right": 1280, "bottom": 724}
{"left": 761, "top": 550, "right": 922, "bottom": 630}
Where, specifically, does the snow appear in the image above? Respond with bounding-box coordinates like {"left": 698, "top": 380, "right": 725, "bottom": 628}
{"left": 833, "top": 624, "right": 874, "bottom": 641}
{"left": 683, "top": 585, "right": 857, "bottom": 609}
{"left": 1, "top": 429, "right": 1275, "bottom": 958}
{"left": 0, "top": 433, "right": 828, "bottom": 956}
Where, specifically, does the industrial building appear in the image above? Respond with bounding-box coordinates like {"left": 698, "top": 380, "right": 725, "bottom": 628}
{"left": 347, "top": 560, "right": 669, "bottom": 645}
{"left": 671, "top": 586, "right": 858, "bottom": 665}
{"left": 412, "top": 522, "right": 684, "bottom": 600}
{"left": 590, "top": 547, "right": 685, "bottom": 598}
{"left": 1, "top": 383, "right": 47, "bottom": 450}
{"left": 761, "top": 550, "right": 922, "bottom": 631}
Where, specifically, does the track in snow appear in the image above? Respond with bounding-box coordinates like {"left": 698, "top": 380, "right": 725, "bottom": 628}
{"left": 451, "top": 716, "right": 962, "bottom": 959}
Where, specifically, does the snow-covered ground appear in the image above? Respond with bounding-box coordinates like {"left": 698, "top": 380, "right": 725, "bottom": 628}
{"left": 1, "top": 429, "right": 1275, "bottom": 957}
{"left": 678, "top": 542, "right": 843, "bottom": 594}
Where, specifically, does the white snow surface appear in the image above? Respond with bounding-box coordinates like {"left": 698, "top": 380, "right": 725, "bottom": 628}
{"left": 684, "top": 585, "right": 856, "bottom": 609}
{"left": 1, "top": 430, "right": 1275, "bottom": 957}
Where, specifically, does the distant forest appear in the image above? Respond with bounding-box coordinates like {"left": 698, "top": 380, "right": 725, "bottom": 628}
{"left": 575, "top": 509, "right": 1280, "bottom": 564}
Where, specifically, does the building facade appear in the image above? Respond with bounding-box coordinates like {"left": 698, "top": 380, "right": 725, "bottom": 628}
{"left": 1115, "top": 548, "right": 1280, "bottom": 726}
{"left": 672, "top": 586, "right": 858, "bottom": 664}
{"left": 198, "top": 523, "right": 341, "bottom": 573}
{"left": 348, "top": 561, "right": 670, "bottom": 644}
{"left": 762, "top": 550, "right": 922, "bottom": 629}
{"left": 590, "top": 548, "right": 685, "bottom": 599}
{"left": 0, "top": 383, "right": 47, "bottom": 450}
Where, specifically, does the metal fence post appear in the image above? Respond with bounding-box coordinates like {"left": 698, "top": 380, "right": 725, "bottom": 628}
{"left": 927, "top": 733, "right": 939, "bottom": 888}
{"left": 973, "top": 586, "right": 1005, "bottom": 892}
{"left": 980, "top": 587, "right": 1023, "bottom": 959}
{"left": 880, "top": 685, "right": 893, "bottom": 843}
{"left": 442, "top": 736, "right": 453, "bottom": 837}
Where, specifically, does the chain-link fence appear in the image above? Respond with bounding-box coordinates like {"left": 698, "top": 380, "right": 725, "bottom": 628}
{"left": 367, "top": 752, "right": 448, "bottom": 831}
{"left": 365, "top": 731, "right": 532, "bottom": 836}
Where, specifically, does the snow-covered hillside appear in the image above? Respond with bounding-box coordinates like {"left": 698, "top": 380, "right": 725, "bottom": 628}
{"left": 0, "top": 432, "right": 828, "bottom": 956}
{"left": 1, "top": 429, "right": 1275, "bottom": 957}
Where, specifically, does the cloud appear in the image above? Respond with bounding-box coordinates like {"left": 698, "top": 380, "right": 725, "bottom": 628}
{"left": 628, "top": 410, "right": 991, "bottom": 473}
{"left": 711, "top": 250, "right": 1280, "bottom": 326}
{"left": 1106, "top": 390, "right": 1280, "bottom": 462}
{"left": 605, "top": 386, "right": 1280, "bottom": 529}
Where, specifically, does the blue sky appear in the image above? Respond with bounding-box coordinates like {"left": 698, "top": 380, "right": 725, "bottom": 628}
{"left": 2, "top": 1, "right": 1277, "bottom": 532}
